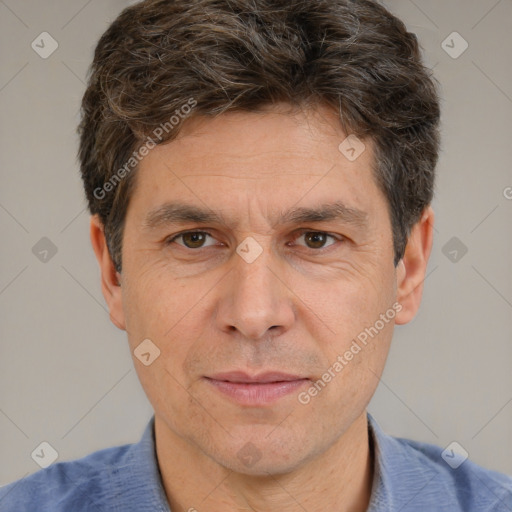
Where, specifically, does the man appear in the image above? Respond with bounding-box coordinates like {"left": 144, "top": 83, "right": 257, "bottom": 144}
{"left": 1, "top": 0, "right": 511, "bottom": 510}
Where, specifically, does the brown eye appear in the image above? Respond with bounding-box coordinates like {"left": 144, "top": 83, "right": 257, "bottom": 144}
{"left": 305, "top": 232, "right": 327, "bottom": 249}
{"left": 169, "top": 231, "right": 215, "bottom": 249}
{"left": 294, "top": 231, "right": 339, "bottom": 250}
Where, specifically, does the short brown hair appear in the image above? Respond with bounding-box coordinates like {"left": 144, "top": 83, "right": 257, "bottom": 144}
{"left": 78, "top": 0, "right": 441, "bottom": 272}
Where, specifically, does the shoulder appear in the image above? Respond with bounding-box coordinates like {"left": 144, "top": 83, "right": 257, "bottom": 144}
{"left": 0, "top": 443, "right": 134, "bottom": 512}
{"left": 400, "top": 436, "right": 512, "bottom": 510}
{"left": 368, "top": 415, "right": 512, "bottom": 512}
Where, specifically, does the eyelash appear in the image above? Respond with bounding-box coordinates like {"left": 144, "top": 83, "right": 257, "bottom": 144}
{"left": 165, "top": 230, "right": 344, "bottom": 251}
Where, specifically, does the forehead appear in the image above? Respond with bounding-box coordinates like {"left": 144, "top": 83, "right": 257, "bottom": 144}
{"left": 129, "top": 105, "right": 386, "bottom": 229}
{"left": 155, "top": 105, "right": 372, "bottom": 174}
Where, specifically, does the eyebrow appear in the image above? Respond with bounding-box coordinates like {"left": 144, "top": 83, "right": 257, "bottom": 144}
{"left": 142, "top": 200, "right": 369, "bottom": 232}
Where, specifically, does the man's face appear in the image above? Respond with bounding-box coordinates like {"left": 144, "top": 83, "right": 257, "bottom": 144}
{"left": 114, "top": 105, "right": 403, "bottom": 474}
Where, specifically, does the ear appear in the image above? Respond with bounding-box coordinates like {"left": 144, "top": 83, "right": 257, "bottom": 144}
{"left": 395, "top": 206, "right": 435, "bottom": 325}
{"left": 89, "top": 215, "right": 126, "bottom": 331}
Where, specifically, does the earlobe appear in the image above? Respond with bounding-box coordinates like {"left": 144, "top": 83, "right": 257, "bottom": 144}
{"left": 395, "top": 206, "right": 435, "bottom": 325}
{"left": 89, "top": 215, "right": 127, "bottom": 331}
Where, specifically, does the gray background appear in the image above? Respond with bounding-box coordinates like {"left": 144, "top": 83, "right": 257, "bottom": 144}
{"left": 1, "top": 0, "right": 511, "bottom": 486}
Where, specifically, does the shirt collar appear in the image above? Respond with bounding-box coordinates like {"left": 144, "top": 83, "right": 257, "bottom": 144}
{"left": 109, "top": 416, "right": 171, "bottom": 511}
{"left": 366, "top": 412, "right": 447, "bottom": 511}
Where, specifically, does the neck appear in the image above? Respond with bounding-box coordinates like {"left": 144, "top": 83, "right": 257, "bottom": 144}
{"left": 155, "top": 411, "right": 374, "bottom": 512}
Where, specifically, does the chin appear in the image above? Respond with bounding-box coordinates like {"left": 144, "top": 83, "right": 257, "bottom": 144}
{"left": 224, "top": 453, "right": 305, "bottom": 477}
{"left": 211, "top": 427, "right": 316, "bottom": 477}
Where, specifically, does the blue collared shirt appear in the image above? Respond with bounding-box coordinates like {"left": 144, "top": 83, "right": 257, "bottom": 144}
{"left": 1, "top": 413, "right": 511, "bottom": 511}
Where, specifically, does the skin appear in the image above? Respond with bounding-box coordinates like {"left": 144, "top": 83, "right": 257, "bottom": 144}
{"left": 90, "top": 103, "right": 434, "bottom": 512}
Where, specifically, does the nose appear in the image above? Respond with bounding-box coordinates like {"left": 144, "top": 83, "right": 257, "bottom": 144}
{"left": 215, "top": 245, "right": 296, "bottom": 341}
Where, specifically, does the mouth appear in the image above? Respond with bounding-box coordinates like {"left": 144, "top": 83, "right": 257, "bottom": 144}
{"left": 203, "top": 371, "right": 310, "bottom": 406}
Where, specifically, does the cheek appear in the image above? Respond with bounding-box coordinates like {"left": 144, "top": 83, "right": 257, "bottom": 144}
{"left": 304, "top": 267, "right": 393, "bottom": 334}
{"left": 122, "top": 261, "right": 198, "bottom": 337}
{"left": 299, "top": 318, "right": 394, "bottom": 429}
{"left": 298, "top": 268, "right": 397, "bottom": 399}
{"left": 122, "top": 269, "right": 219, "bottom": 387}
